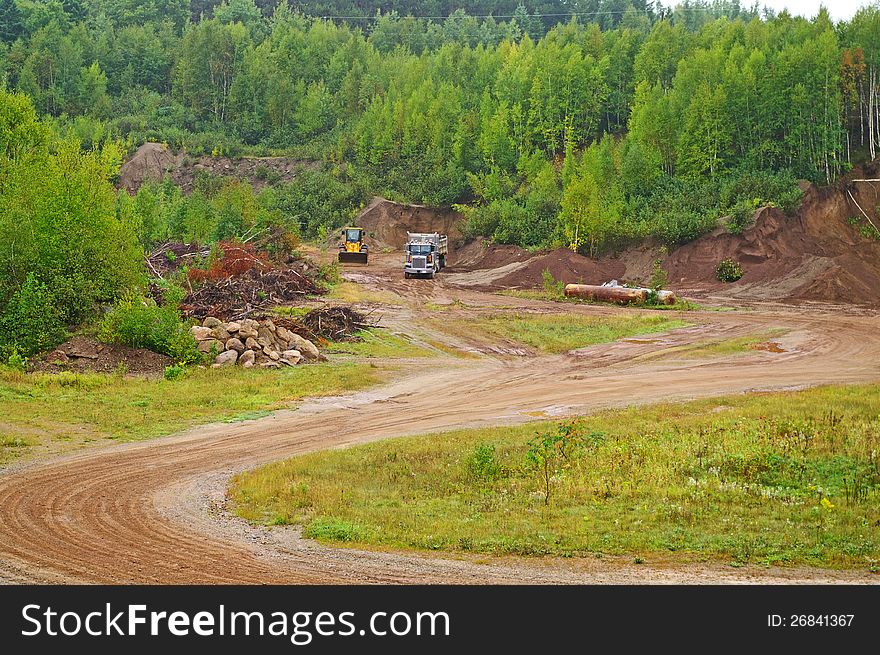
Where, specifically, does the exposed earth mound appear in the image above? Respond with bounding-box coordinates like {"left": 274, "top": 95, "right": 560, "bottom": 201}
{"left": 448, "top": 238, "right": 534, "bottom": 270}
{"left": 354, "top": 198, "right": 465, "bottom": 250}
{"left": 662, "top": 166, "right": 880, "bottom": 304}
{"left": 118, "top": 142, "right": 317, "bottom": 194}
{"left": 493, "top": 248, "right": 625, "bottom": 288}
{"left": 29, "top": 336, "right": 172, "bottom": 376}
{"left": 117, "top": 142, "right": 177, "bottom": 193}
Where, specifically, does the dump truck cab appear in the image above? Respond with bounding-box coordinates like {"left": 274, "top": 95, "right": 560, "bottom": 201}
{"left": 404, "top": 232, "right": 448, "bottom": 279}
{"left": 338, "top": 227, "right": 368, "bottom": 264}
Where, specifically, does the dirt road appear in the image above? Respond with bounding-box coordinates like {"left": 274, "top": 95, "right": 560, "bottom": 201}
{"left": 1, "top": 255, "right": 878, "bottom": 584}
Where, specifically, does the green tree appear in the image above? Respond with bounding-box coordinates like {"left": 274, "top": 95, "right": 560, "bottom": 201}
{"left": 634, "top": 20, "right": 691, "bottom": 88}
{"left": 0, "top": 0, "right": 24, "bottom": 44}
{"left": 0, "top": 92, "right": 142, "bottom": 325}
{"left": 174, "top": 18, "right": 250, "bottom": 122}
{"left": 0, "top": 272, "right": 66, "bottom": 357}
{"left": 677, "top": 82, "right": 732, "bottom": 177}
{"left": 559, "top": 137, "right": 625, "bottom": 256}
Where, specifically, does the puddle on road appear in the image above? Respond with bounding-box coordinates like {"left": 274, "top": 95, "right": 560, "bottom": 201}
{"left": 622, "top": 338, "right": 661, "bottom": 344}
{"left": 521, "top": 405, "right": 570, "bottom": 418}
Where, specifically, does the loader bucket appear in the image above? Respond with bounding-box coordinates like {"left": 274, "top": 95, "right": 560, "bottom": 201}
{"left": 338, "top": 251, "right": 369, "bottom": 265}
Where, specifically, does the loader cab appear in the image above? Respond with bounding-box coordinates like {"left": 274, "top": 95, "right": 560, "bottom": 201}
{"left": 343, "top": 228, "right": 363, "bottom": 245}
{"left": 338, "top": 227, "right": 369, "bottom": 264}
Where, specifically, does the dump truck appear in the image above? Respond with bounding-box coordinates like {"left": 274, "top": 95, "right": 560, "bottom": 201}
{"left": 404, "top": 232, "right": 448, "bottom": 279}
{"left": 338, "top": 227, "right": 368, "bottom": 265}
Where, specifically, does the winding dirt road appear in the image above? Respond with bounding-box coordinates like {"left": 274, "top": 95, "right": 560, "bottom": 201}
{"left": 1, "top": 257, "right": 878, "bottom": 584}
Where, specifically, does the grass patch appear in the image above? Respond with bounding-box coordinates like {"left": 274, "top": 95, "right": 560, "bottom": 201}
{"left": 662, "top": 330, "right": 787, "bottom": 359}
{"left": 425, "top": 300, "right": 470, "bottom": 312}
{"left": 324, "top": 329, "right": 434, "bottom": 359}
{"left": 0, "top": 434, "right": 34, "bottom": 465}
{"left": 440, "top": 313, "right": 688, "bottom": 354}
{"left": 0, "top": 363, "right": 381, "bottom": 466}
{"left": 327, "top": 282, "right": 404, "bottom": 306}
{"left": 231, "top": 385, "right": 880, "bottom": 569}
{"left": 498, "top": 289, "right": 702, "bottom": 311}
{"left": 270, "top": 306, "right": 314, "bottom": 319}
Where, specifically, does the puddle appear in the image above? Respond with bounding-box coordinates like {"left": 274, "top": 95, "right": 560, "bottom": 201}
{"left": 522, "top": 405, "right": 569, "bottom": 418}
{"left": 749, "top": 341, "right": 786, "bottom": 353}
{"left": 623, "top": 338, "right": 660, "bottom": 344}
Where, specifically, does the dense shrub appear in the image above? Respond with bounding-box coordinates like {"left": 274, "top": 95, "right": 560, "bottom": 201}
{"left": 98, "top": 295, "right": 200, "bottom": 363}
{"left": 0, "top": 91, "right": 143, "bottom": 325}
{"left": 0, "top": 273, "right": 67, "bottom": 357}
{"left": 727, "top": 199, "right": 759, "bottom": 235}
{"left": 262, "top": 170, "right": 366, "bottom": 239}
{"left": 718, "top": 169, "right": 803, "bottom": 215}
{"left": 163, "top": 364, "right": 187, "bottom": 381}
{"left": 467, "top": 443, "right": 503, "bottom": 482}
{"left": 462, "top": 198, "right": 555, "bottom": 248}
{"left": 715, "top": 258, "right": 744, "bottom": 283}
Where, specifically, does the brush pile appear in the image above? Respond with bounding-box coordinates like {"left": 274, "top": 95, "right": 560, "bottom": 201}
{"left": 147, "top": 241, "right": 325, "bottom": 320}
{"left": 180, "top": 267, "right": 321, "bottom": 320}
{"left": 272, "top": 306, "right": 374, "bottom": 343}
{"left": 145, "top": 242, "right": 208, "bottom": 277}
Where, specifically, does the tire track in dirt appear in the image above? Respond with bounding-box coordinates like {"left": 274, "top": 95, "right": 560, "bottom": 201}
{"left": 0, "top": 268, "right": 878, "bottom": 584}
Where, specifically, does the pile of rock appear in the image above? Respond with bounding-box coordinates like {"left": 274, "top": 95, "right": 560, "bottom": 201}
{"left": 190, "top": 317, "right": 323, "bottom": 369}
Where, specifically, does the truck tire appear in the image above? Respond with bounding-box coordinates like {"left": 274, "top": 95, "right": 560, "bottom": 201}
{"left": 405, "top": 272, "right": 411, "bottom": 279}
{"left": 439, "top": 255, "right": 445, "bottom": 270}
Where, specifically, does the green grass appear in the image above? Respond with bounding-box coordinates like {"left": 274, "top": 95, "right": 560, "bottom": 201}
{"left": 326, "top": 282, "right": 404, "bottom": 306}
{"left": 270, "top": 305, "right": 314, "bottom": 319}
{"left": 0, "top": 363, "right": 381, "bottom": 465}
{"left": 498, "top": 289, "right": 702, "bottom": 311}
{"left": 0, "top": 434, "right": 34, "bottom": 465}
{"left": 455, "top": 313, "right": 688, "bottom": 354}
{"left": 425, "top": 300, "right": 470, "bottom": 311}
{"left": 324, "top": 329, "right": 434, "bottom": 359}
{"left": 231, "top": 385, "right": 880, "bottom": 569}
{"left": 659, "top": 330, "right": 787, "bottom": 359}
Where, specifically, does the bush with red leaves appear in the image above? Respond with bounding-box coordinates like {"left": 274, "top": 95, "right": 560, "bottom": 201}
{"left": 187, "top": 241, "right": 270, "bottom": 283}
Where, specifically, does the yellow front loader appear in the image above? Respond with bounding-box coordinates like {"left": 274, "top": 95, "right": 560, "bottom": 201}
{"left": 337, "top": 227, "right": 369, "bottom": 265}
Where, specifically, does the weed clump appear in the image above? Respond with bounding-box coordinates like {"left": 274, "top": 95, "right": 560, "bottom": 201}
{"left": 98, "top": 294, "right": 200, "bottom": 364}
{"left": 715, "top": 258, "right": 744, "bottom": 283}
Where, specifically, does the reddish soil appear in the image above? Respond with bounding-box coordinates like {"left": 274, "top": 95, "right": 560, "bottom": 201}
{"left": 448, "top": 238, "right": 534, "bottom": 270}
{"left": 492, "top": 247, "right": 626, "bottom": 288}
{"left": 662, "top": 166, "right": 880, "bottom": 305}
{"left": 29, "top": 336, "right": 171, "bottom": 376}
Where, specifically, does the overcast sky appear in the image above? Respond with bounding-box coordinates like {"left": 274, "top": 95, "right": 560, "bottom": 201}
{"left": 752, "top": 0, "right": 874, "bottom": 21}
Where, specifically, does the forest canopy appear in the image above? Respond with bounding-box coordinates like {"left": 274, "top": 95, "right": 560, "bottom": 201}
{"left": 1, "top": 1, "right": 879, "bottom": 253}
